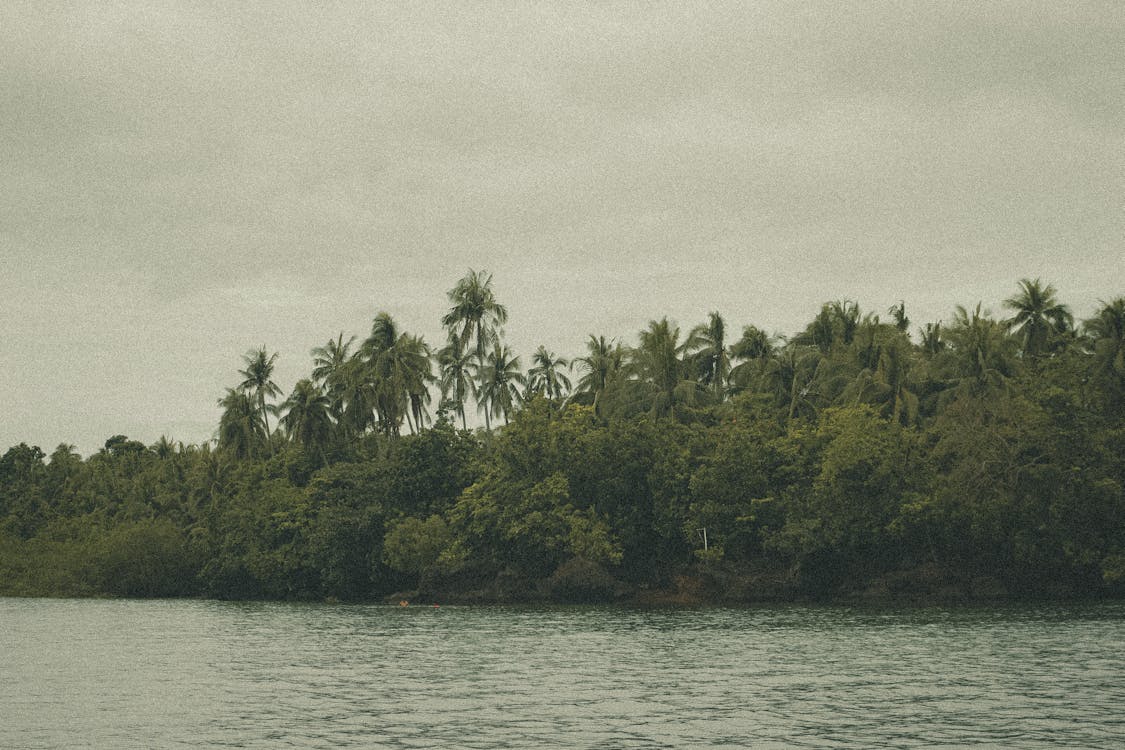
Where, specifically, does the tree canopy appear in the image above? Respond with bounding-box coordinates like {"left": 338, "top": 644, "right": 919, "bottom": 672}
{"left": 2, "top": 275, "right": 1123, "bottom": 604}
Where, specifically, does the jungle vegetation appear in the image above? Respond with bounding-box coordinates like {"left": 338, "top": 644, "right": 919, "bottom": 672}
{"left": 2, "top": 273, "right": 1124, "bottom": 603}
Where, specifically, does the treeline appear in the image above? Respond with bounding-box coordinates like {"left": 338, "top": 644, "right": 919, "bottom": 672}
{"left": 2, "top": 274, "right": 1124, "bottom": 603}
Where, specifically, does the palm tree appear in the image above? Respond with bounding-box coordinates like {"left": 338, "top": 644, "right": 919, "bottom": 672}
{"left": 844, "top": 330, "right": 918, "bottom": 425}
{"left": 685, "top": 312, "right": 731, "bottom": 400}
{"left": 832, "top": 300, "right": 861, "bottom": 346}
{"left": 397, "top": 335, "right": 435, "bottom": 434}
{"left": 888, "top": 301, "right": 910, "bottom": 332}
{"left": 279, "top": 379, "right": 334, "bottom": 462}
{"left": 728, "top": 324, "right": 775, "bottom": 394}
{"left": 626, "top": 318, "right": 708, "bottom": 419}
{"left": 362, "top": 312, "right": 405, "bottom": 434}
{"left": 1003, "top": 278, "right": 1073, "bottom": 358}
{"left": 761, "top": 343, "right": 820, "bottom": 423}
{"left": 217, "top": 388, "right": 264, "bottom": 459}
{"left": 875, "top": 335, "right": 918, "bottom": 425}
{"left": 919, "top": 322, "right": 945, "bottom": 358}
{"left": 238, "top": 347, "right": 282, "bottom": 452}
{"left": 441, "top": 270, "right": 508, "bottom": 361}
{"left": 945, "top": 303, "right": 1018, "bottom": 396}
{"left": 311, "top": 333, "right": 355, "bottom": 422}
{"left": 363, "top": 313, "right": 434, "bottom": 436}
{"left": 572, "top": 335, "right": 623, "bottom": 418}
{"left": 438, "top": 334, "right": 474, "bottom": 430}
{"left": 795, "top": 301, "right": 860, "bottom": 354}
{"left": 152, "top": 435, "right": 177, "bottom": 460}
{"left": 526, "top": 346, "right": 571, "bottom": 403}
{"left": 633, "top": 318, "right": 683, "bottom": 418}
{"left": 1085, "top": 297, "right": 1125, "bottom": 400}
{"left": 311, "top": 333, "right": 355, "bottom": 385}
{"left": 336, "top": 355, "right": 376, "bottom": 439}
{"left": 475, "top": 344, "right": 525, "bottom": 428}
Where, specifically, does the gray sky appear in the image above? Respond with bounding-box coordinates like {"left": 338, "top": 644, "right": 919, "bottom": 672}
{"left": 3, "top": 1, "right": 1123, "bottom": 456}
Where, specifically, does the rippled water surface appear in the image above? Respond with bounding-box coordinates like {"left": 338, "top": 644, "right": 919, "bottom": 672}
{"left": 3, "top": 598, "right": 1124, "bottom": 748}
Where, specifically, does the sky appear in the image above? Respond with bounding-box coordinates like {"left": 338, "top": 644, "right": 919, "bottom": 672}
{"left": 2, "top": 1, "right": 1123, "bottom": 456}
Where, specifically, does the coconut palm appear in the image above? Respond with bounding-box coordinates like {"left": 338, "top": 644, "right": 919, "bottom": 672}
{"left": 335, "top": 355, "right": 376, "bottom": 439}
{"left": 945, "top": 303, "right": 1018, "bottom": 396}
{"left": 152, "top": 435, "right": 178, "bottom": 460}
{"left": 526, "top": 346, "right": 571, "bottom": 403}
{"left": 844, "top": 330, "right": 918, "bottom": 425}
{"left": 238, "top": 347, "right": 282, "bottom": 452}
{"left": 624, "top": 318, "right": 709, "bottom": 420}
{"left": 761, "top": 343, "right": 821, "bottom": 423}
{"left": 572, "top": 335, "right": 623, "bottom": 418}
{"left": 874, "top": 335, "right": 918, "bottom": 425}
{"left": 1003, "top": 278, "right": 1073, "bottom": 358}
{"left": 441, "top": 270, "right": 508, "bottom": 361}
{"left": 728, "top": 325, "right": 775, "bottom": 394}
{"left": 279, "top": 379, "right": 334, "bottom": 462}
{"left": 363, "top": 313, "right": 434, "bottom": 436}
{"left": 311, "top": 333, "right": 356, "bottom": 426}
{"left": 217, "top": 388, "right": 265, "bottom": 459}
{"left": 1085, "top": 297, "right": 1125, "bottom": 371}
{"left": 795, "top": 301, "right": 860, "bottom": 354}
{"left": 475, "top": 344, "right": 525, "bottom": 428}
{"left": 311, "top": 333, "right": 355, "bottom": 385}
{"left": 888, "top": 301, "right": 910, "bottom": 332}
{"left": 438, "top": 334, "right": 474, "bottom": 430}
{"left": 1085, "top": 297, "right": 1125, "bottom": 410}
{"left": 919, "top": 322, "right": 945, "bottom": 358}
{"left": 685, "top": 312, "right": 731, "bottom": 400}
{"left": 362, "top": 312, "right": 406, "bottom": 434}
{"left": 396, "top": 334, "right": 435, "bottom": 434}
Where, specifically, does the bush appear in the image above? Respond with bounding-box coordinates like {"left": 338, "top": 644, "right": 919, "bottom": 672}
{"left": 545, "top": 557, "right": 620, "bottom": 603}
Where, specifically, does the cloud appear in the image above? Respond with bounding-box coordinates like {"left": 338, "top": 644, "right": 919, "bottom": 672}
{"left": 2, "top": 0, "right": 1123, "bottom": 453}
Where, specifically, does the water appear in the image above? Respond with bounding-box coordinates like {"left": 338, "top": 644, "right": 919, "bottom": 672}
{"left": 2, "top": 599, "right": 1124, "bottom": 748}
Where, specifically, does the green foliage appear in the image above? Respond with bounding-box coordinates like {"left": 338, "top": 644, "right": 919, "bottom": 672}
{"left": 451, "top": 471, "right": 621, "bottom": 579}
{"left": 383, "top": 515, "right": 455, "bottom": 579}
{"left": 4, "top": 276, "right": 1125, "bottom": 602}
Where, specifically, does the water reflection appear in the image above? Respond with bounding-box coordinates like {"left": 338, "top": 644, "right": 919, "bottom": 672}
{"left": 3, "top": 599, "right": 1124, "bottom": 748}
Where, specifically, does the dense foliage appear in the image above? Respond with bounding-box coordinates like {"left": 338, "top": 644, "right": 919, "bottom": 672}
{"left": 3, "top": 275, "right": 1124, "bottom": 602}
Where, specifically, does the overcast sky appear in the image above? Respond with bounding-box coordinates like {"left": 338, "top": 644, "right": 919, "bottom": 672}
{"left": 2, "top": 1, "right": 1123, "bottom": 455}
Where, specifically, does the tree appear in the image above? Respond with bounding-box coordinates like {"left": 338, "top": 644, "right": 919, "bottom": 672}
{"left": 1084, "top": 297, "right": 1125, "bottom": 413}
{"left": 844, "top": 329, "right": 919, "bottom": 426}
{"left": 760, "top": 343, "right": 820, "bottom": 423}
{"left": 217, "top": 388, "right": 265, "bottom": 459}
{"left": 441, "top": 270, "right": 508, "bottom": 361}
{"left": 919, "top": 322, "right": 945, "bottom": 357}
{"left": 238, "top": 347, "right": 282, "bottom": 452}
{"left": 767, "top": 407, "right": 924, "bottom": 590}
{"left": 1003, "top": 278, "right": 1073, "bottom": 359}
{"left": 335, "top": 355, "right": 376, "bottom": 440}
{"left": 728, "top": 324, "right": 775, "bottom": 394}
{"left": 572, "top": 335, "right": 623, "bottom": 418}
{"left": 627, "top": 318, "right": 704, "bottom": 419}
{"left": 438, "top": 334, "right": 474, "bottom": 430}
{"left": 311, "top": 333, "right": 356, "bottom": 423}
{"left": 311, "top": 333, "right": 355, "bottom": 386}
{"left": 1085, "top": 297, "right": 1125, "bottom": 379}
{"left": 475, "top": 344, "right": 525, "bottom": 428}
{"left": 945, "top": 303, "right": 1018, "bottom": 396}
{"left": 382, "top": 515, "right": 455, "bottom": 586}
{"left": 279, "top": 379, "right": 334, "bottom": 463}
{"left": 888, "top": 301, "right": 910, "bottom": 332}
{"left": 526, "top": 346, "right": 571, "bottom": 403}
{"left": 363, "top": 313, "right": 434, "bottom": 436}
{"left": 795, "top": 301, "right": 860, "bottom": 354}
{"left": 685, "top": 312, "right": 731, "bottom": 400}
{"left": 401, "top": 335, "right": 436, "bottom": 434}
